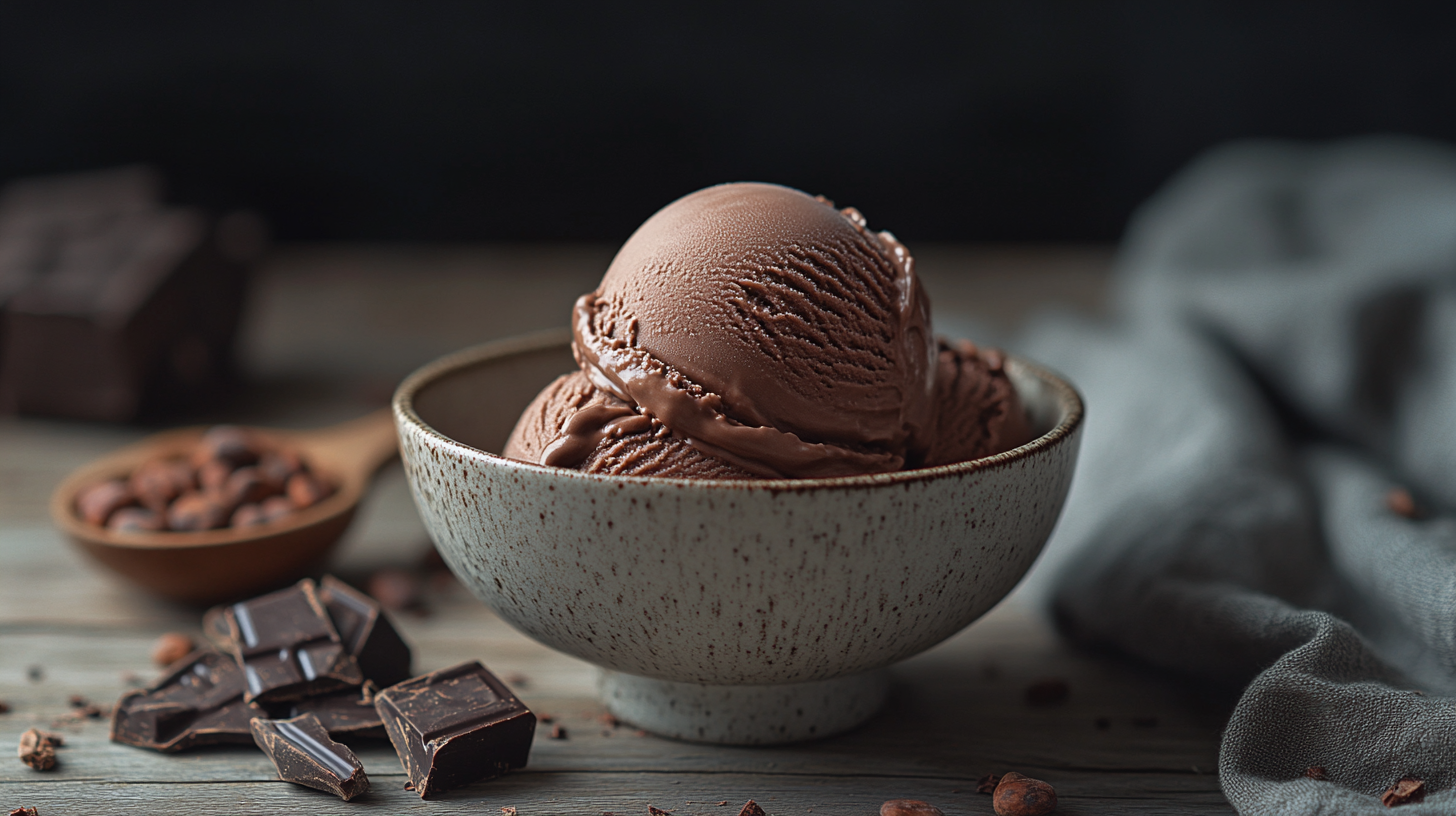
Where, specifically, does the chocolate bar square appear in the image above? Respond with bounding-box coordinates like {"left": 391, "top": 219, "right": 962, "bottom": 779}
{"left": 374, "top": 661, "right": 535, "bottom": 798}
{"left": 286, "top": 682, "right": 387, "bottom": 740}
{"left": 110, "top": 649, "right": 266, "bottom": 751}
{"left": 224, "top": 578, "right": 362, "bottom": 703}
{"left": 318, "top": 574, "right": 412, "bottom": 688}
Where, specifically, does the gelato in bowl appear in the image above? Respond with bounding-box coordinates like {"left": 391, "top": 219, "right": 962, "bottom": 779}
{"left": 393, "top": 328, "right": 1083, "bottom": 744}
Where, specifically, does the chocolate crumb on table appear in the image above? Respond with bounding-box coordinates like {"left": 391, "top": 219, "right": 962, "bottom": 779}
{"left": 1024, "top": 678, "right": 1069, "bottom": 705}
{"left": 1305, "top": 766, "right": 1329, "bottom": 780}
{"left": 879, "top": 800, "right": 943, "bottom": 816}
{"left": 977, "top": 774, "right": 1002, "bottom": 794}
{"left": 1387, "top": 487, "right": 1418, "bottom": 518}
{"left": 737, "top": 801, "right": 765, "bottom": 816}
{"left": 500, "top": 808, "right": 518, "bottom": 815}
{"left": 550, "top": 724, "right": 568, "bottom": 739}
{"left": 151, "top": 632, "right": 195, "bottom": 666}
{"left": 10, "top": 807, "right": 39, "bottom": 816}
{"left": 648, "top": 806, "right": 673, "bottom": 815}
{"left": 0, "top": 700, "right": 10, "bottom": 714}
{"left": 1382, "top": 777, "right": 1425, "bottom": 807}
{"left": 17, "top": 728, "right": 60, "bottom": 771}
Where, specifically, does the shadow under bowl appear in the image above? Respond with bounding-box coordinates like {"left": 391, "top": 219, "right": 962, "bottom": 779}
{"left": 394, "top": 328, "right": 1083, "bottom": 744}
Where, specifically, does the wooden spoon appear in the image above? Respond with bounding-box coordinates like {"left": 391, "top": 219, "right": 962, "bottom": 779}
{"left": 50, "top": 408, "right": 399, "bottom": 605}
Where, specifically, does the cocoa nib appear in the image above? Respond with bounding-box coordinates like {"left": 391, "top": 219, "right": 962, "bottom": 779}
{"left": 737, "top": 803, "right": 766, "bottom": 816}
{"left": 977, "top": 773, "right": 1002, "bottom": 794}
{"left": 17, "top": 729, "right": 61, "bottom": 772}
{"left": 1382, "top": 777, "right": 1425, "bottom": 807}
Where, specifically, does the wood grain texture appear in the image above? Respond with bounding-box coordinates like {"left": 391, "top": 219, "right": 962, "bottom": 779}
{"left": 0, "top": 245, "right": 1238, "bottom": 814}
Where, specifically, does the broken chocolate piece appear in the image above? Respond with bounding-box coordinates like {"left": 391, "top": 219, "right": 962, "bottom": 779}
{"left": 287, "top": 682, "right": 387, "bottom": 740}
{"left": 110, "top": 649, "right": 265, "bottom": 751}
{"left": 374, "top": 661, "right": 536, "bottom": 798}
{"left": 317, "top": 575, "right": 412, "bottom": 688}
{"left": 224, "top": 578, "right": 362, "bottom": 703}
{"left": 9, "top": 806, "right": 39, "bottom": 816}
{"left": 251, "top": 713, "right": 370, "bottom": 801}
{"left": 738, "top": 802, "right": 766, "bottom": 816}
{"left": 17, "top": 729, "right": 58, "bottom": 771}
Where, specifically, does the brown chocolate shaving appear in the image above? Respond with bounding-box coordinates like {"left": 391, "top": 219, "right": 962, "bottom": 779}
{"left": 1382, "top": 777, "right": 1425, "bottom": 807}
{"left": 17, "top": 729, "right": 59, "bottom": 771}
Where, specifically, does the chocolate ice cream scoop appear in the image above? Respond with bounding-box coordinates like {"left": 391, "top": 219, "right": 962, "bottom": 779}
{"left": 506, "top": 182, "right": 1029, "bottom": 478}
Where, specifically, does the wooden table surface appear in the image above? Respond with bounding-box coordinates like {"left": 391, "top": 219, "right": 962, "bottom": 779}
{"left": 0, "top": 244, "right": 1235, "bottom": 815}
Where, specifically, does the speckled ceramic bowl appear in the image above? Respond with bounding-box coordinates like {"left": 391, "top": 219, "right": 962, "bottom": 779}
{"left": 394, "top": 329, "right": 1083, "bottom": 744}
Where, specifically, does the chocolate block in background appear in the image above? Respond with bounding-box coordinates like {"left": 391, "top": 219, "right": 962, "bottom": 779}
{"left": 204, "top": 575, "right": 413, "bottom": 689}
{"left": 224, "top": 578, "right": 363, "bottom": 703}
{"left": 318, "top": 575, "right": 412, "bottom": 688}
{"left": 250, "top": 713, "right": 370, "bottom": 801}
{"left": 374, "top": 661, "right": 536, "bottom": 798}
{"left": 0, "top": 165, "right": 267, "bottom": 422}
{"left": 111, "top": 649, "right": 267, "bottom": 751}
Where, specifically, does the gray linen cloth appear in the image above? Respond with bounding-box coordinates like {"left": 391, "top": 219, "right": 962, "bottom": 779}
{"left": 1015, "top": 137, "right": 1456, "bottom": 814}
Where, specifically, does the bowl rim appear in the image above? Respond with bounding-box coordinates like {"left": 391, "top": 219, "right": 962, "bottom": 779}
{"left": 393, "top": 328, "right": 1084, "bottom": 491}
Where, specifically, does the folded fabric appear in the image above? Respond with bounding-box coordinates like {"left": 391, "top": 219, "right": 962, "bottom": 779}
{"left": 1017, "top": 137, "right": 1456, "bottom": 815}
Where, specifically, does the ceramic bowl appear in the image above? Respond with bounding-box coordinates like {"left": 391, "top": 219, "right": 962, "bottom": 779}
{"left": 394, "top": 329, "right": 1083, "bottom": 744}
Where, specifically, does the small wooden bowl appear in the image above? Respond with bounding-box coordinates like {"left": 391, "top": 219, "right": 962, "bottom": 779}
{"left": 50, "top": 410, "right": 398, "bottom": 605}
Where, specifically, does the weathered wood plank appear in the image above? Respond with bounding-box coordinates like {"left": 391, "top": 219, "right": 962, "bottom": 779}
{"left": 3, "top": 770, "right": 1227, "bottom": 816}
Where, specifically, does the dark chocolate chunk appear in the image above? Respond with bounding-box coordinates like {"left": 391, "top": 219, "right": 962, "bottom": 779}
{"left": 318, "top": 575, "right": 412, "bottom": 688}
{"left": 374, "top": 661, "right": 535, "bottom": 798}
{"left": 224, "top": 578, "right": 362, "bottom": 703}
{"left": 250, "top": 713, "right": 370, "bottom": 801}
{"left": 110, "top": 650, "right": 266, "bottom": 752}
{"left": 287, "top": 682, "right": 387, "bottom": 740}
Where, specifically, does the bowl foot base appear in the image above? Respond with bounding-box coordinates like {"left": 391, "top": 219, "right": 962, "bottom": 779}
{"left": 596, "top": 668, "right": 890, "bottom": 745}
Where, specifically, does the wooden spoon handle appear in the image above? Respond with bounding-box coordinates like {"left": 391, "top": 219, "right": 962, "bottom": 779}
{"left": 292, "top": 408, "right": 399, "bottom": 479}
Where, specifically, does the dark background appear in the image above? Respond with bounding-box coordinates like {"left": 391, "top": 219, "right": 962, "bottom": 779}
{"left": 4, "top": 2, "right": 1455, "bottom": 243}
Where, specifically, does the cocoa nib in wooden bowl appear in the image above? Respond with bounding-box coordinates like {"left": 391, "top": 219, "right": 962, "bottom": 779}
{"left": 50, "top": 412, "right": 397, "bottom": 604}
